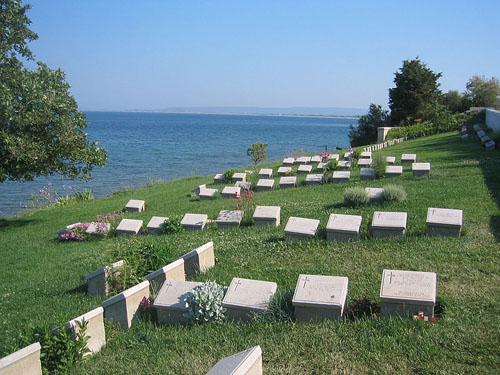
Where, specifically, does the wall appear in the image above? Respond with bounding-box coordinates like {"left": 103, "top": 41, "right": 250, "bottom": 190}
{"left": 486, "top": 109, "right": 500, "bottom": 132}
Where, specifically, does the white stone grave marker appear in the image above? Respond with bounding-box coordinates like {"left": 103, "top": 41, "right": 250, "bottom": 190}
{"left": 284, "top": 216, "right": 320, "bottom": 241}
{"left": 326, "top": 213, "right": 362, "bottom": 242}
{"left": 372, "top": 211, "right": 407, "bottom": 238}
{"left": 426, "top": 207, "right": 463, "bottom": 237}
{"left": 153, "top": 280, "right": 203, "bottom": 324}
{"left": 181, "top": 213, "right": 208, "bottom": 232}
{"left": 116, "top": 219, "right": 143, "bottom": 235}
{"left": 207, "top": 346, "right": 262, "bottom": 375}
{"left": 253, "top": 206, "right": 280, "bottom": 226}
{"left": 125, "top": 199, "right": 145, "bottom": 212}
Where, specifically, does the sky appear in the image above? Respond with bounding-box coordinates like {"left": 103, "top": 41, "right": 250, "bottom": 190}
{"left": 25, "top": 0, "right": 500, "bottom": 112}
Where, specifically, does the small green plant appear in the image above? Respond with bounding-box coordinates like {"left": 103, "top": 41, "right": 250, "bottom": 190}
{"left": 254, "top": 289, "right": 295, "bottom": 322}
{"left": 247, "top": 143, "right": 268, "bottom": 165}
{"left": 324, "top": 159, "right": 339, "bottom": 172}
{"left": 371, "top": 153, "right": 387, "bottom": 179}
{"left": 383, "top": 184, "right": 407, "bottom": 203}
{"left": 184, "top": 281, "right": 227, "bottom": 324}
{"left": 233, "top": 189, "right": 257, "bottom": 225}
{"left": 287, "top": 167, "right": 298, "bottom": 175}
{"left": 344, "top": 187, "right": 370, "bottom": 207}
{"left": 161, "top": 216, "right": 184, "bottom": 234}
{"left": 352, "top": 149, "right": 362, "bottom": 160}
{"left": 222, "top": 169, "right": 236, "bottom": 183}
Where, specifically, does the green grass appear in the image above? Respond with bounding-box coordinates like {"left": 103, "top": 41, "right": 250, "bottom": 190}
{"left": 1, "top": 132, "right": 499, "bottom": 374}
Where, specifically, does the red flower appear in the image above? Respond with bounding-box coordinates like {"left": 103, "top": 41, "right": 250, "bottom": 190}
{"left": 429, "top": 318, "right": 436, "bottom": 322}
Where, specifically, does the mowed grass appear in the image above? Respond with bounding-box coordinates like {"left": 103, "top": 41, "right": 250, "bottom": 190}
{"left": 0, "top": 132, "right": 499, "bottom": 374}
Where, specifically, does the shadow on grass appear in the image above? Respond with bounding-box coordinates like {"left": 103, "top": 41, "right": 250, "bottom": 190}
{"left": 67, "top": 283, "right": 88, "bottom": 295}
{"left": 0, "top": 218, "right": 40, "bottom": 232}
{"left": 435, "top": 298, "right": 446, "bottom": 318}
{"left": 489, "top": 215, "right": 500, "bottom": 242}
{"left": 323, "top": 203, "right": 344, "bottom": 210}
{"left": 265, "top": 236, "right": 285, "bottom": 243}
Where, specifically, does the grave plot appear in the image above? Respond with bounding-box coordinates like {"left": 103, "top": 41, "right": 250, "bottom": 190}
{"left": 412, "top": 162, "right": 431, "bottom": 177}
{"left": 253, "top": 206, "right": 280, "bottom": 226}
{"left": 385, "top": 165, "right": 403, "bottom": 178}
{"left": 305, "top": 174, "right": 323, "bottom": 186}
{"left": 277, "top": 166, "right": 292, "bottom": 176}
{"left": 292, "top": 274, "right": 349, "bottom": 322}
{"left": 365, "top": 187, "right": 384, "bottom": 203}
{"left": 385, "top": 156, "right": 396, "bottom": 165}
{"left": 0, "top": 342, "right": 42, "bottom": 375}
{"left": 65, "top": 307, "right": 106, "bottom": 356}
{"left": 191, "top": 184, "right": 206, "bottom": 195}
{"left": 326, "top": 213, "right": 362, "bottom": 242}
{"left": 153, "top": 280, "right": 203, "bottom": 324}
{"left": 338, "top": 161, "right": 351, "bottom": 169}
{"left": 216, "top": 210, "right": 243, "bottom": 230}
{"left": 125, "top": 199, "right": 145, "bottom": 212}
{"left": 343, "top": 152, "right": 352, "bottom": 160}
{"left": 485, "top": 140, "right": 495, "bottom": 150}
{"left": 222, "top": 277, "right": 278, "bottom": 321}
{"left": 426, "top": 207, "right": 463, "bottom": 237}
{"left": 235, "top": 181, "right": 251, "bottom": 191}
{"left": 207, "top": 346, "right": 262, "bottom": 375}
{"left": 357, "top": 158, "right": 372, "bottom": 167}
{"left": 232, "top": 172, "right": 247, "bottom": 183}
{"left": 332, "top": 171, "right": 350, "bottom": 184}
{"left": 360, "top": 168, "right": 375, "bottom": 181}
{"left": 295, "top": 156, "right": 311, "bottom": 164}
{"left": 256, "top": 179, "right": 275, "bottom": 192}
{"left": 316, "top": 162, "right": 328, "bottom": 171}
{"left": 282, "top": 157, "right": 295, "bottom": 165}
{"left": 258, "top": 168, "right": 273, "bottom": 177}
{"left": 372, "top": 211, "right": 407, "bottom": 238}
{"left": 311, "top": 155, "right": 322, "bottom": 163}
{"left": 221, "top": 186, "right": 241, "bottom": 199}
{"left": 297, "top": 164, "right": 313, "bottom": 174}
{"left": 145, "top": 258, "right": 186, "bottom": 292}
{"left": 116, "top": 219, "right": 143, "bottom": 235}
{"left": 380, "top": 269, "right": 437, "bottom": 318}
{"left": 181, "top": 213, "right": 208, "bottom": 231}
{"left": 199, "top": 187, "right": 218, "bottom": 200}
{"left": 85, "top": 222, "right": 110, "bottom": 237}
{"left": 401, "top": 153, "right": 417, "bottom": 164}
{"left": 284, "top": 216, "right": 320, "bottom": 241}
{"left": 328, "top": 154, "right": 340, "bottom": 161}
{"left": 84, "top": 260, "right": 125, "bottom": 296}
{"left": 361, "top": 151, "right": 372, "bottom": 159}
{"left": 146, "top": 216, "right": 168, "bottom": 234}
{"left": 279, "top": 176, "right": 296, "bottom": 189}
{"left": 213, "top": 173, "right": 225, "bottom": 184}
{"left": 182, "top": 241, "right": 215, "bottom": 277}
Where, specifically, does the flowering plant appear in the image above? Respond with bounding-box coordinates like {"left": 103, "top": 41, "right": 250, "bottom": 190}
{"left": 139, "top": 296, "right": 156, "bottom": 322}
{"left": 321, "top": 151, "right": 331, "bottom": 162}
{"left": 413, "top": 312, "right": 436, "bottom": 322}
{"left": 94, "top": 211, "right": 124, "bottom": 232}
{"left": 233, "top": 189, "right": 256, "bottom": 225}
{"left": 59, "top": 223, "right": 91, "bottom": 241}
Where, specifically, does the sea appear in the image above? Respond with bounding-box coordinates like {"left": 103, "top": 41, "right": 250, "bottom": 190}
{"left": 0, "top": 112, "right": 358, "bottom": 218}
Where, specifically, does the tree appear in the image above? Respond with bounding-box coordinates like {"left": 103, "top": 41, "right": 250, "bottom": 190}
{"left": 465, "top": 75, "right": 500, "bottom": 108}
{"left": 246, "top": 143, "right": 267, "bottom": 165}
{"left": 388, "top": 58, "right": 442, "bottom": 125}
{"left": 441, "top": 90, "right": 470, "bottom": 113}
{"left": 0, "top": 0, "right": 107, "bottom": 182}
{"left": 348, "top": 104, "right": 389, "bottom": 147}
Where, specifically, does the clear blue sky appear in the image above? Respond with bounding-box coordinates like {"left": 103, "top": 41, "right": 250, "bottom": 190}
{"left": 27, "top": 0, "right": 500, "bottom": 111}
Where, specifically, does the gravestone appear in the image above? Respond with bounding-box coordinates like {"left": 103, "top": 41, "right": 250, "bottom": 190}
{"left": 485, "top": 140, "right": 496, "bottom": 150}
{"left": 253, "top": 206, "right": 280, "bottom": 226}
{"left": 412, "top": 162, "right": 431, "bottom": 177}
{"left": 256, "top": 179, "right": 275, "bottom": 192}
{"left": 116, "top": 219, "right": 143, "bottom": 235}
{"left": 181, "top": 213, "right": 208, "bottom": 231}
{"left": 182, "top": 241, "right": 215, "bottom": 277}
{"left": 473, "top": 124, "right": 480, "bottom": 131}
{"left": 361, "top": 151, "right": 372, "bottom": 159}
{"left": 480, "top": 135, "right": 491, "bottom": 144}
{"left": 85, "top": 222, "right": 110, "bottom": 236}
{"left": 343, "top": 152, "right": 352, "bottom": 159}
{"left": 232, "top": 173, "right": 247, "bottom": 183}
{"left": 65, "top": 307, "right": 105, "bottom": 355}
{"left": 305, "top": 174, "right": 323, "bottom": 186}
{"left": 101, "top": 280, "right": 150, "bottom": 329}
{"left": 328, "top": 154, "right": 340, "bottom": 161}
{"left": 385, "top": 156, "right": 395, "bottom": 165}
{"left": 84, "top": 260, "right": 125, "bottom": 296}
{"left": 199, "top": 187, "right": 218, "bottom": 200}
{"left": 292, "top": 274, "right": 349, "bottom": 321}
{"left": 317, "top": 162, "right": 328, "bottom": 171}
{"left": 147, "top": 216, "right": 168, "bottom": 234}
{"left": 145, "top": 258, "right": 186, "bottom": 292}
{"left": 297, "top": 164, "right": 313, "bottom": 174}
{"left": 0, "top": 342, "right": 42, "bottom": 375}
{"left": 295, "top": 156, "right": 311, "bottom": 164}
{"left": 477, "top": 129, "right": 486, "bottom": 137}
{"left": 357, "top": 158, "right": 372, "bottom": 167}
{"left": 213, "top": 173, "right": 225, "bottom": 184}
{"left": 153, "top": 280, "right": 203, "bottom": 324}
{"left": 372, "top": 211, "right": 407, "bottom": 238}
{"left": 284, "top": 216, "right": 320, "bottom": 241}
{"left": 279, "top": 176, "right": 296, "bottom": 189}
{"left": 311, "top": 155, "right": 322, "bottom": 163}
{"left": 360, "top": 168, "right": 375, "bottom": 180}
{"left": 221, "top": 186, "right": 241, "bottom": 199}
{"left": 125, "top": 199, "right": 145, "bottom": 212}
{"left": 338, "top": 161, "right": 351, "bottom": 169}
{"left": 192, "top": 184, "right": 207, "bottom": 195}
{"left": 282, "top": 157, "right": 295, "bottom": 165}
{"left": 222, "top": 277, "right": 278, "bottom": 321}
{"left": 326, "top": 213, "right": 362, "bottom": 242}
{"left": 259, "top": 168, "right": 273, "bottom": 177}
{"left": 235, "top": 181, "right": 252, "bottom": 192}
{"left": 401, "top": 154, "right": 417, "bottom": 164}
{"left": 206, "top": 345, "right": 262, "bottom": 375}
{"left": 277, "top": 166, "right": 292, "bottom": 176}
{"left": 426, "top": 207, "right": 463, "bottom": 237}
{"left": 385, "top": 165, "right": 403, "bottom": 178}
{"left": 216, "top": 210, "right": 243, "bottom": 229}
{"left": 380, "top": 269, "right": 437, "bottom": 318}
{"left": 365, "top": 188, "right": 384, "bottom": 203}
{"left": 332, "top": 171, "right": 350, "bottom": 184}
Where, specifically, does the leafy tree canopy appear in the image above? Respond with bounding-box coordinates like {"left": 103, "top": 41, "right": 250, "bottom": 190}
{"left": 465, "top": 75, "right": 500, "bottom": 108}
{"left": 0, "top": 0, "right": 107, "bottom": 182}
{"left": 247, "top": 143, "right": 267, "bottom": 165}
{"left": 348, "top": 104, "right": 389, "bottom": 147}
{"left": 388, "top": 58, "right": 442, "bottom": 126}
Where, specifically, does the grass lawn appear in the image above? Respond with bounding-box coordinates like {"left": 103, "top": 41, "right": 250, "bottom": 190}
{"left": 0, "top": 131, "right": 499, "bottom": 374}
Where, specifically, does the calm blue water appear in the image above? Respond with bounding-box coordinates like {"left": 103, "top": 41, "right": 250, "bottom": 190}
{"left": 0, "top": 112, "right": 357, "bottom": 217}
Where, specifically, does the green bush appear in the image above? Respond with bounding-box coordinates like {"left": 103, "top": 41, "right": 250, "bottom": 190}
{"left": 222, "top": 169, "right": 236, "bottom": 183}
{"left": 254, "top": 289, "right": 295, "bottom": 323}
{"left": 161, "top": 216, "right": 184, "bottom": 234}
{"left": 383, "top": 185, "right": 407, "bottom": 203}
{"left": 371, "top": 153, "right": 387, "bottom": 179}
{"left": 184, "top": 281, "right": 227, "bottom": 323}
{"left": 344, "top": 187, "right": 370, "bottom": 207}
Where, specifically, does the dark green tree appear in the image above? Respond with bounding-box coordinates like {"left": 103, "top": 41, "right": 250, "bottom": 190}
{"left": 465, "top": 75, "right": 500, "bottom": 108}
{"left": 388, "top": 58, "right": 442, "bottom": 125}
{"left": 441, "top": 90, "right": 470, "bottom": 113}
{"left": 348, "top": 104, "right": 389, "bottom": 147}
{"left": 0, "top": 0, "right": 107, "bottom": 182}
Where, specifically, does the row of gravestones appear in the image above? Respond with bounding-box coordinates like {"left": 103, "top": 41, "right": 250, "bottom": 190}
{"left": 466, "top": 124, "right": 496, "bottom": 150}
{"left": 362, "top": 137, "right": 406, "bottom": 152}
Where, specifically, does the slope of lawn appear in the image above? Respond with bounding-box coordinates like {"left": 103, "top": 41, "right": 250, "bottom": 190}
{"left": 0, "top": 131, "right": 499, "bottom": 374}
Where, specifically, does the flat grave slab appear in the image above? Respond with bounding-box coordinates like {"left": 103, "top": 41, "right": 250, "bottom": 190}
{"left": 181, "top": 213, "right": 208, "bottom": 231}
{"left": 282, "top": 157, "right": 295, "bottom": 165}
{"left": 477, "top": 129, "right": 486, "bottom": 137}
{"left": 485, "top": 140, "right": 495, "bottom": 150}
{"left": 361, "top": 151, "right": 372, "bottom": 159}
{"left": 259, "top": 168, "right": 273, "bottom": 177}
{"left": 182, "top": 241, "right": 215, "bottom": 277}
{"left": 326, "top": 213, "right": 362, "bottom": 242}
{"left": 284, "top": 216, "right": 320, "bottom": 240}
{"left": 332, "top": 171, "right": 350, "bottom": 183}
{"left": 85, "top": 222, "right": 111, "bottom": 236}
{"left": 380, "top": 269, "right": 437, "bottom": 318}
{"left": 222, "top": 277, "right": 278, "bottom": 321}
{"left": 0, "top": 342, "right": 42, "bottom": 375}
{"left": 328, "top": 154, "right": 340, "bottom": 161}
{"left": 256, "top": 179, "right": 275, "bottom": 192}
{"left": 297, "top": 164, "right": 313, "bottom": 174}
{"left": 145, "top": 258, "right": 185, "bottom": 291}
{"left": 385, "top": 165, "right": 403, "bottom": 178}
{"left": 343, "top": 152, "right": 352, "bottom": 160}
{"left": 305, "top": 174, "right": 323, "bottom": 186}
{"left": 191, "top": 184, "right": 206, "bottom": 195}
{"left": 317, "top": 162, "right": 328, "bottom": 171}
{"left": 147, "top": 216, "right": 168, "bottom": 234}
{"left": 365, "top": 187, "right": 384, "bottom": 203}
{"left": 473, "top": 124, "right": 480, "bottom": 131}
{"left": 235, "top": 181, "right": 251, "bottom": 191}
{"left": 357, "top": 158, "right": 372, "bottom": 167}
{"left": 116, "top": 219, "right": 143, "bottom": 236}
{"left": 412, "top": 162, "right": 431, "bottom": 177}
{"left": 426, "top": 207, "right": 463, "bottom": 237}
{"left": 207, "top": 345, "right": 262, "bottom": 375}
{"left": 125, "top": 199, "right": 145, "bottom": 212}
{"left": 216, "top": 210, "right": 243, "bottom": 229}
{"left": 232, "top": 172, "right": 247, "bottom": 183}
{"left": 360, "top": 168, "right": 375, "bottom": 180}
{"left": 213, "top": 173, "right": 225, "bottom": 184}
{"left": 253, "top": 205, "right": 281, "bottom": 226}
{"left": 153, "top": 280, "right": 203, "bottom": 324}
{"left": 199, "top": 187, "right": 218, "bottom": 200}
{"left": 385, "top": 156, "right": 396, "bottom": 164}
{"left": 221, "top": 186, "right": 241, "bottom": 198}
{"left": 401, "top": 153, "right": 417, "bottom": 164}
{"left": 372, "top": 211, "right": 407, "bottom": 238}
{"left": 311, "top": 155, "right": 322, "bottom": 163}
{"left": 338, "top": 160, "right": 351, "bottom": 169}
{"left": 277, "top": 166, "right": 292, "bottom": 176}
{"left": 295, "top": 156, "right": 311, "bottom": 164}
{"left": 292, "top": 274, "right": 349, "bottom": 321}
{"left": 279, "top": 176, "right": 296, "bottom": 189}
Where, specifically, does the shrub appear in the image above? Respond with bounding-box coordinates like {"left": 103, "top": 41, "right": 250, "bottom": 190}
{"left": 371, "top": 153, "right": 387, "bottom": 179}
{"left": 161, "top": 216, "right": 184, "bottom": 234}
{"left": 184, "top": 281, "right": 227, "bottom": 324}
{"left": 247, "top": 143, "right": 268, "bottom": 165}
{"left": 254, "top": 289, "right": 295, "bottom": 323}
{"left": 344, "top": 187, "right": 370, "bottom": 207}
{"left": 324, "top": 159, "right": 338, "bottom": 172}
{"left": 222, "top": 169, "right": 236, "bottom": 183}
{"left": 383, "top": 184, "right": 407, "bottom": 203}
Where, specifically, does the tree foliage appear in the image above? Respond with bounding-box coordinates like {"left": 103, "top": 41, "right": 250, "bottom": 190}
{"left": 465, "top": 75, "right": 500, "bottom": 108}
{"left": 388, "top": 58, "right": 442, "bottom": 125}
{"left": 0, "top": 0, "right": 107, "bottom": 182}
{"left": 441, "top": 90, "right": 470, "bottom": 113}
{"left": 247, "top": 143, "right": 267, "bottom": 165}
{"left": 348, "top": 104, "right": 389, "bottom": 147}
